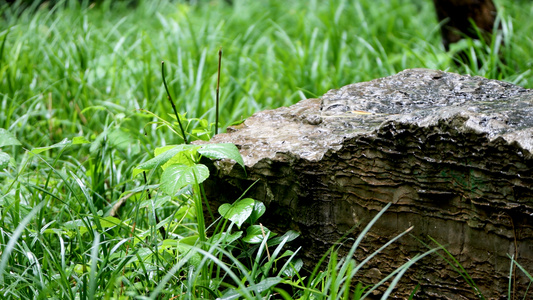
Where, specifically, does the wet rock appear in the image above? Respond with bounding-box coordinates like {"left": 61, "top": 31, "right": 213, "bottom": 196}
{"left": 198, "top": 69, "right": 533, "bottom": 298}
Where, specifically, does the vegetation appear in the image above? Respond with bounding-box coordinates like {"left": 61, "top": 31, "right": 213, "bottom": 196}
{"left": 0, "top": 0, "right": 532, "bottom": 298}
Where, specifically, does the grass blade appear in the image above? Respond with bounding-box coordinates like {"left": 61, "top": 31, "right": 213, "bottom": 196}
{"left": 0, "top": 201, "right": 46, "bottom": 285}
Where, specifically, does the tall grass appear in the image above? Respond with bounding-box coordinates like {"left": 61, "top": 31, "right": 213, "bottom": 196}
{"left": 1, "top": 0, "right": 531, "bottom": 146}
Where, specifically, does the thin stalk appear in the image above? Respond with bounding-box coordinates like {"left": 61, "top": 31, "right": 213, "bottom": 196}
{"left": 260, "top": 223, "right": 271, "bottom": 261}
{"left": 215, "top": 47, "right": 222, "bottom": 135}
{"left": 194, "top": 183, "right": 206, "bottom": 245}
{"left": 161, "top": 61, "right": 188, "bottom": 144}
{"left": 199, "top": 183, "right": 215, "bottom": 223}
{"left": 193, "top": 180, "right": 208, "bottom": 286}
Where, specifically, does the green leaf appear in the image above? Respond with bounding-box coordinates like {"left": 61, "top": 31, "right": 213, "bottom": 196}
{"left": 136, "top": 144, "right": 197, "bottom": 170}
{"left": 218, "top": 198, "right": 255, "bottom": 229}
{"left": 160, "top": 164, "right": 209, "bottom": 195}
{"left": 220, "top": 277, "right": 282, "bottom": 300}
{"left": 282, "top": 258, "right": 303, "bottom": 277}
{"left": 108, "top": 129, "right": 134, "bottom": 151}
{"left": 174, "top": 204, "right": 195, "bottom": 220}
{"left": 0, "top": 151, "right": 10, "bottom": 169}
{"left": 30, "top": 138, "right": 71, "bottom": 155}
{"left": 80, "top": 105, "right": 106, "bottom": 114}
{"left": 0, "top": 129, "right": 21, "bottom": 147}
{"left": 73, "top": 136, "right": 91, "bottom": 144}
{"left": 210, "top": 231, "right": 243, "bottom": 246}
{"left": 179, "top": 235, "right": 199, "bottom": 246}
{"left": 242, "top": 224, "right": 275, "bottom": 244}
{"left": 199, "top": 143, "right": 245, "bottom": 169}
{"left": 139, "top": 195, "right": 171, "bottom": 209}
{"left": 63, "top": 219, "right": 90, "bottom": 236}
{"left": 132, "top": 168, "right": 144, "bottom": 178}
{"left": 160, "top": 238, "right": 203, "bottom": 267}
{"left": 154, "top": 145, "right": 197, "bottom": 169}
{"left": 248, "top": 200, "right": 266, "bottom": 224}
{"left": 161, "top": 239, "right": 179, "bottom": 248}
{"left": 167, "top": 112, "right": 187, "bottom": 120}
{"left": 99, "top": 216, "right": 121, "bottom": 229}
{"left": 228, "top": 118, "right": 246, "bottom": 126}
{"left": 162, "top": 151, "right": 194, "bottom": 170}
{"left": 73, "top": 264, "right": 90, "bottom": 275}
{"left": 176, "top": 244, "right": 202, "bottom": 268}
{"left": 267, "top": 230, "right": 300, "bottom": 246}
{"left": 154, "top": 145, "right": 179, "bottom": 157}
{"left": 43, "top": 228, "right": 66, "bottom": 235}
{"left": 90, "top": 131, "right": 105, "bottom": 153}
{"left": 192, "top": 128, "right": 212, "bottom": 141}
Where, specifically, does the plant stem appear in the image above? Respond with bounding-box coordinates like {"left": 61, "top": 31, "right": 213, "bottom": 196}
{"left": 215, "top": 47, "right": 222, "bottom": 135}
{"left": 161, "top": 61, "right": 189, "bottom": 144}
{"left": 193, "top": 180, "right": 209, "bottom": 286}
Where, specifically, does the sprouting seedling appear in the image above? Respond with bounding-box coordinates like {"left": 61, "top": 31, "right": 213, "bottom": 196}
{"left": 215, "top": 47, "right": 222, "bottom": 135}
{"left": 161, "top": 61, "right": 189, "bottom": 144}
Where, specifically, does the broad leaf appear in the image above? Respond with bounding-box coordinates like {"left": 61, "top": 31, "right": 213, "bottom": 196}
{"left": 162, "top": 151, "right": 194, "bottom": 170}
{"left": 248, "top": 200, "right": 266, "bottom": 224}
{"left": 160, "top": 164, "right": 209, "bottom": 196}
{"left": 242, "top": 224, "right": 275, "bottom": 244}
{"left": 199, "top": 143, "right": 245, "bottom": 169}
{"left": 218, "top": 198, "right": 255, "bottom": 229}
{"left": 154, "top": 145, "right": 197, "bottom": 170}
{"left": 0, "top": 129, "right": 21, "bottom": 147}
{"left": 136, "top": 144, "right": 197, "bottom": 170}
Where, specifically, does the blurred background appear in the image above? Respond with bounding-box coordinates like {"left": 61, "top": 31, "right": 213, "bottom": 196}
{"left": 1, "top": 0, "right": 531, "bottom": 146}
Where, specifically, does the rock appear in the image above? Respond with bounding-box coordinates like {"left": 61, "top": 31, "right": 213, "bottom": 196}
{"left": 198, "top": 69, "right": 533, "bottom": 298}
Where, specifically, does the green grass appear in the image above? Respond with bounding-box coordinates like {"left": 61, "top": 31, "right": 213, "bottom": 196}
{"left": 1, "top": 0, "right": 532, "bottom": 298}
{"left": 1, "top": 0, "right": 531, "bottom": 145}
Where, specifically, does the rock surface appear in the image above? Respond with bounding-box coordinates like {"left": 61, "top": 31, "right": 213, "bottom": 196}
{"left": 199, "top": 69, "right": 533, "bottom": 298}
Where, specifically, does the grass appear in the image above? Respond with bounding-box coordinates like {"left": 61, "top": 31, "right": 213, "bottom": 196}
{"left": 1, "top": 0, "right": 531, "bottom": 145}
{"left": 1, "top": 0, "right": 532, "bottom": 298}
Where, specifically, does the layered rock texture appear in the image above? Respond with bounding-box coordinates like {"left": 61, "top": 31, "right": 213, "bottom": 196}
{"left": 200, "top": 69, "right": 533, "bottom": 298}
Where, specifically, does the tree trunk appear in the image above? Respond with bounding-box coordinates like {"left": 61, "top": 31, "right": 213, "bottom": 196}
{"left": 433, "top": 0, "right": 498, "bottom": 51}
